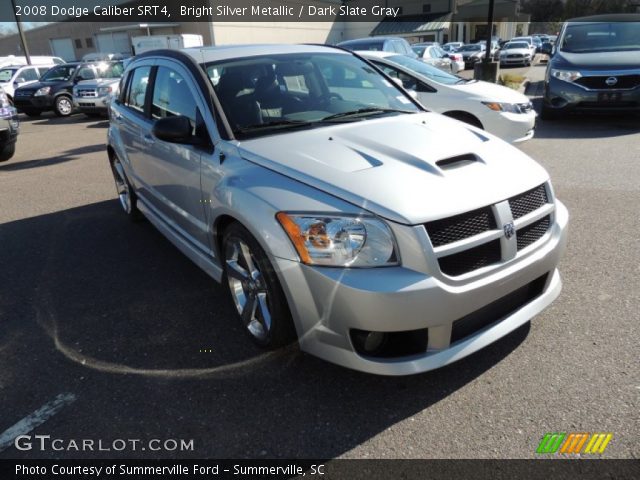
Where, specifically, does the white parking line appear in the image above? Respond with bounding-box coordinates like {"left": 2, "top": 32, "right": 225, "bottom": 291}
{"left": 0, "top": 392, "right": 77, "bottom": 452}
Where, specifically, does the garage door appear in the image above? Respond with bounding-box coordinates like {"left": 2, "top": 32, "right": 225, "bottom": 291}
{"left": 50, "top": 38, "right": 76, "bottom": 61}
{"left": 96, "top": 33, "right": 132, "bottom": 55}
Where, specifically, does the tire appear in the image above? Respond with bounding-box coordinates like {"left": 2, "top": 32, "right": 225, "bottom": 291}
{"left": 0, "top": 143, "right": 16, "bottom": 162}
{"left": 540, "top": 104, "right": 559, "bottom": 121}
{"left": 54, "top": 95, "right": 73, "bottom": 117}
{"left": 443, "top": 111, "right": 483, "bottom": 129}
{"left": 222, "top": 222, "right": 296, "bottom": 349}
{"left": 109, "top": 154, "right": 143, "bottom": 222}
{"left": 23, "top": 109, "right": 41, "bottom": 118}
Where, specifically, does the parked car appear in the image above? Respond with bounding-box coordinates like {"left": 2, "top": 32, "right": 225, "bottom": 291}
{"left": 511, "top": 36, "right": 538, "bottom": 58}
{"left": 458, "top": 43, "right": 486, "bottom": 68}
{"left": 13, "top": 62, "right": 106, "bottom": 117}
{"left": 0, "top": 55, "right": 64, "bottom": 68}
{"left": 499, "top": 41, "right": 534, "bottom": 67}
{"left": 412, "top": 43, "right": 454, "bottom": 73}
{"left": 337, "top": 36, "right": 418, "bottom": 58}
{"left": 0, "top": 63, "right": 55, "bottom": 102}
{"left": 359, "top": 50, "right": 536, "bottom": 143}
{"left": 442, "top": 42, "right": 464, "bottom": 52}
{"left": 107, "top": 44, "right": 567, "bottom": 375}
{"left": 542, "top": 14, "right": 640, "bottom": 119}
{"left": 73, "top": 61, "right": 125, "bottom": 117}
{"left": 0, "top": 86, "right": 19, "bottom": 161}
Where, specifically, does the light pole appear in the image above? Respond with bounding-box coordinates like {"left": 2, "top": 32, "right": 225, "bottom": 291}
{"left": 484, "top": 0, "right": 495, "bottom": 64}
{"left": 9, "top": 0, "right": 32, "bottom": 64}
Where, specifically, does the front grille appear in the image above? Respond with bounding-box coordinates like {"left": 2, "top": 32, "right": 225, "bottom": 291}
{"left": 575, "top": 74, "right": 640, "bottom": 90}
{"left": 438, "top": 240, "right": 501, "bottom": 276}
{"left": 425, "top": 207, "right": 496, "bottom": 248}
{"left": 15, "top": 90, "right": 34, "bottom": 98}
{"left": 517, "top": 215, "right": 551, "bottom": 251}
{"left": 507, "top": 54, "right": 523, "bottom": 58}
{"left": 450, "top": 274, "right": 548, "bottom": 344}
{"left": 77, "top": 89, "right": 97, "bottom": 98}
{"left": 509, "top": 185, "right": 548, "bottom": 219}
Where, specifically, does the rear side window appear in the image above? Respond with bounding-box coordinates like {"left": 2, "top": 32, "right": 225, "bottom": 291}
{"left": 125, "top": 66, "right": 151, "bottom": 113}
{"left": 151, "top": 66, "right": 197, "bottom": 130}
{"left": 20, "top": 68, "right": 39, "bottom": 81}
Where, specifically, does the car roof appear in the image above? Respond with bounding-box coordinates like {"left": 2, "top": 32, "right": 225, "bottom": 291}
{"left": 181, "top": 44, "right": 349, "bottom": 63}
{"left": 566, "top": 13, "right": 640, "bottom": 23}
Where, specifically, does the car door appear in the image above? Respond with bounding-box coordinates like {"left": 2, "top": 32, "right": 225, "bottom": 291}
{"left": 14, "top": 66, "right": 40, "bottom": 91}
{"left": 137, "top": 60, "right": 212, "bottom": 253}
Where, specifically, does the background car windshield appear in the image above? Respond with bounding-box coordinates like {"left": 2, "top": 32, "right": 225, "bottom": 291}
{"left": 203, "top": 52, "right": 419, "bottom": 135}
{"left": 341, "top": 41, "right": 383, "bottom": 51}
{"left": 505, "top": 42, "right": 529, "bottom": 49}
{"left": 386, "top": 55, "right": 460, "bottom": 85}
{"left": 459, "top": 45, "right": 481, "bottom": 51}
{"left": 95, "top": 62, "right": 125, "bottom": 79}
{"left": 41, "top": 65, "right": 75, "bottom": 81}
{"left": 561, "top": 22, "right": 640, "bottom": 53}
{"left": 412, "top": 46, "right": 426, "bottom": 56}
{"left": 0, "top": 68, "right": 18, "bottom": 82}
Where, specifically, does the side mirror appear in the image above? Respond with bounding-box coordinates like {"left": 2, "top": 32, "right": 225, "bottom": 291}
{"left": 14, "top": 77, "right": 26, "bottom": 85}
{"left": 153, "top": 115, "right": 194, "bottom": 144}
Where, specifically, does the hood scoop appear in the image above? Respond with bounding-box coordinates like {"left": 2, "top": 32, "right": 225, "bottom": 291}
{"left": 436, "top": 153, "right": 482, "bottom": 170}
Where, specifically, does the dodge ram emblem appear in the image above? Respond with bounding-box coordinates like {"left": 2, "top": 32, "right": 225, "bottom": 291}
{"left": 605, "top": 77, "right": 618, "bottom": 86}
{"left": 503, "top": 222, "right": 515, "bottom": 239}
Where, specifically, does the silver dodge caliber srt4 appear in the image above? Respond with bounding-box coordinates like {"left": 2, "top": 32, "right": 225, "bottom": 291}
{"left": 107, "top": 45, "right": 568, "bottom": 375}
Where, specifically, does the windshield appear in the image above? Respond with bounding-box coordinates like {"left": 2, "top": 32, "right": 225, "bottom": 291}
{"left": 41, "top": 65, "right": 76, "bottom": 82}
{"left": 561, "top": 22, "right": 640, "bottom": 53}
{"left": 505, "top": 42, "right": 529, "bottom": 50}
{"left": 459, "top": 45, "right": 481, "bottom": 51}
{"left": 340, "top": 41, "right": 384, "bottom": 51}
{"left": 203, "top": 52, "right": 420, "bottom": 137}
{"left": 94, "top": 61, "right": 125, "bottom": 79}
{"left": 385, "top": 55, "right": 461, "bottom": 85}
{"left": 0, "top": 68, "right": 18, "bottom": 82}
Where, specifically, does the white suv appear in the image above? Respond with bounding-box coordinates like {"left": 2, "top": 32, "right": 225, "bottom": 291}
{"left": 0, "top": 64, "right": 54, "bottom": 102}
{"left": 73, "top": 61, "right": 125, "bottom": 117}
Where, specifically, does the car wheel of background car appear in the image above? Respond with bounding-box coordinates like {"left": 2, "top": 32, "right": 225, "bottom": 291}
{"left": 23, "top": 109, "right": 41, "bottom": 118}
{"left": 54, "top": 95, "right": 73, "bottom": 117}
{"left": 109, "top": 154, "right": 142, "bottom": 221}
{"left": 222, "top": 222, "right": 296, "bottom": 349}
{"left": 0, "top": 143, "right": 16, "bottom": 162}
{"left": 443, "top": 111, "right": 483, "bottom": 129}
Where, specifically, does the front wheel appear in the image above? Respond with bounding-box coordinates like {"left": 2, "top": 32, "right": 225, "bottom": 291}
{"left": 223, "top": 223, "right": 296, "bottom": 349}
{"left": 0, "top": 142, "right": 16, "bottom": 162}
{"left": 109, "top": 154, "right": 142, "bottom": 221}
{"left": 54, "top": 95, "right": 73, "bottom": 117}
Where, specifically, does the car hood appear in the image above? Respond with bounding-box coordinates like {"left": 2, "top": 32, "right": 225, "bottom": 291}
{"left": 15, "top": 80, "right": 62, "bottom": 91}
{"left": 553, "top": 50, "right": 640, "bottom": 70}
{"left": 450, "top": 80, "right": 530, "bottom": 104}
{"left": 501, "top": 48, "right": 530, "bottom": 56}
{"left": 76, "top": 78, "right": 120, "bottom": 88}
{"left": 237, "top": 113, "right": 549, "bottom": 225}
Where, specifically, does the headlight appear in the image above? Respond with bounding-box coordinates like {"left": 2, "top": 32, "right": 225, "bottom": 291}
{"left": 550, "top": 69, "right": 582, "bottom": 83}
{"left": 98, "top": 86, "right": 112, "bottom": 96}
{"left": 34, "top": 86, "right": 51, "bottom": 96}
{"left": 482, "top": 102, "right": 522, "bottom": 114}
{"left": 276, "top": 213, "right": 399, "bottom": 267}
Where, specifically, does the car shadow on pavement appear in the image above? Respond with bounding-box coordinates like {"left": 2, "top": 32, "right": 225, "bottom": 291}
{"left": 0, "top": 200, "right": 531, "bottom": 459}
{"left": 0, "top": 144, "right": 105, "bottom": 171}
{"left": 531, "top": 97, "right": 640, "bottom": 139}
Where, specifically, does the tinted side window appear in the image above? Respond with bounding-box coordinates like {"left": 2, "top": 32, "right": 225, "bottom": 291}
{"left": 151, "top": 66, "right": 197, "bottom": 126}
{"left": 125, "top": 66, "right": 151, "bottom": 113}
{"left": 21, "top": 68, "right": 39, "bottom": 81}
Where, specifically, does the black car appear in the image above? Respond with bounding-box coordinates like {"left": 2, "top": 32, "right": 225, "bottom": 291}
{"left": 542, "top": 14, "right": 640, "bottom": 119}
{"left": 13, "top": 62, "right": 102, "bottom": 117}
{"left": 0, "top": 86, "right": 19, "bottom": 162}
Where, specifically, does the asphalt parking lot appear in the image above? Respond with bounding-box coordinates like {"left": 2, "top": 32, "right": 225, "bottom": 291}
{"left": 0, "top": 75, "right": 638, "bottom": 460}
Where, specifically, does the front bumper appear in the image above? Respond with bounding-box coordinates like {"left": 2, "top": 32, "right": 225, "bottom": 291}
{"left": 500, "top": 57, "right": 530, "bottom": 66}
{"left": 478, "top": 109, "right": 537, "bottom": 143}
{"left": 73, "top": 96, "right": 110, "bottom": 114}
{"left": 274, "top": 201, "right": 568, "bottom": 375}
{"left": 14, "top": 94, "right": 54, "bottom": 111}
{"left": 0, "top": 109, "right": 19, "bottom": 146}
{"left": 544, "top": 75, "right": 640, "bottom": 114}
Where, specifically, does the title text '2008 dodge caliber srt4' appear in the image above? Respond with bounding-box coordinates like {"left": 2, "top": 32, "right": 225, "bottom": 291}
{"left": 107, "top": 45, "right": 568, "bottom": 375}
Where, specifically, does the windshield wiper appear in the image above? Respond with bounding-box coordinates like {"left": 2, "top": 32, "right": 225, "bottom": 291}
{"left": 235, "top": 119, "right": 313, "bottom": 134}
{"left": 321, "top": 107, "right": 415, "bottom": 121}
